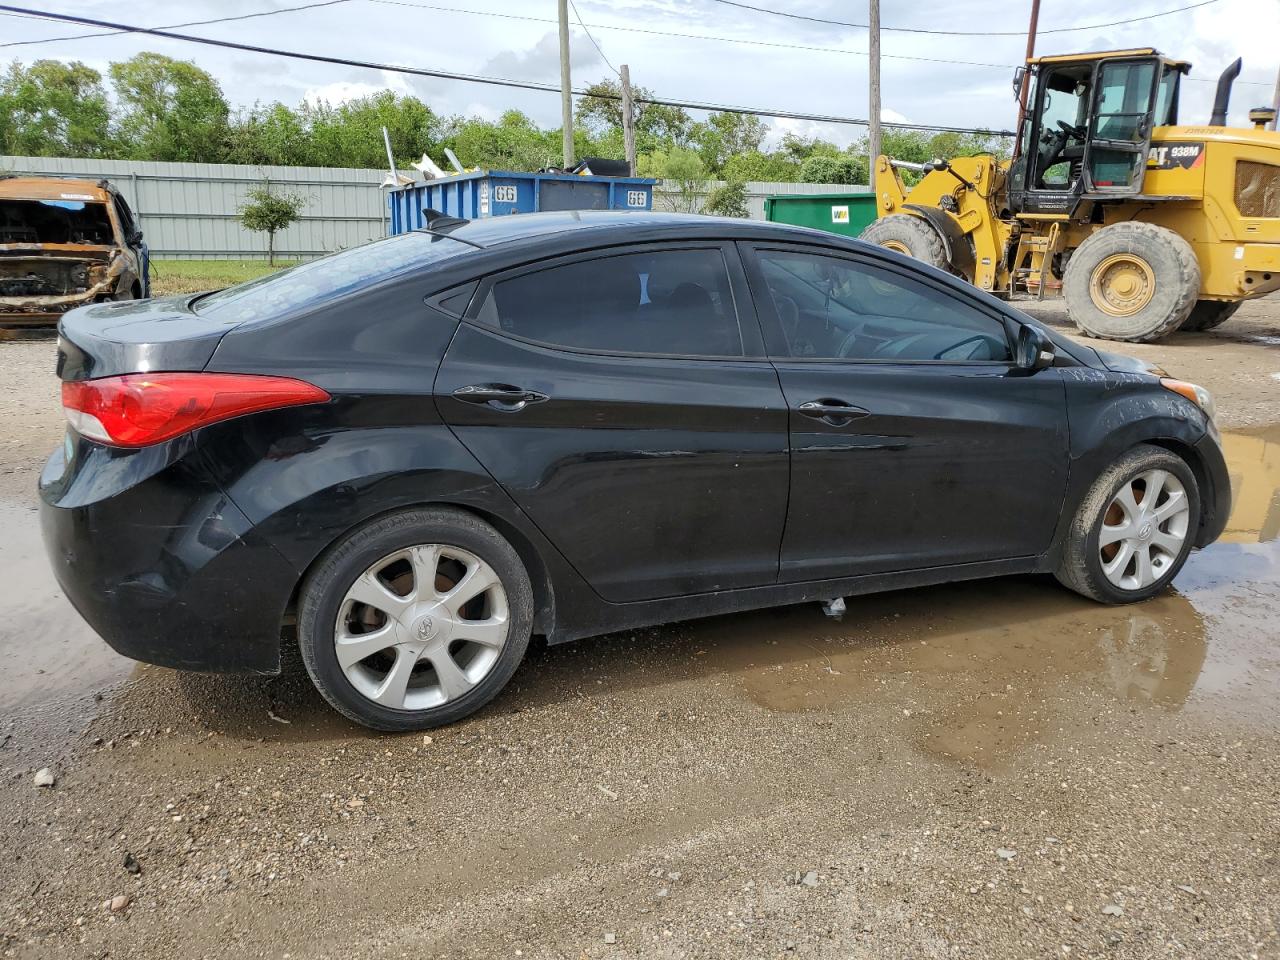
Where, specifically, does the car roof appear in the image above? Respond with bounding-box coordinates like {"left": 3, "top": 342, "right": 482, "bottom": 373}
{"left": 0, "top": 176, "right": 113, "bottom": 202}
{"left": 435, "top": 209, "right": 858, "bottom": 249}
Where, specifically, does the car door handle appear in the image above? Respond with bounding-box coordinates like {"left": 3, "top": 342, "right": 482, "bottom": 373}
{"left": 452, "top": 384, "right": 549, "bottom": 412}
{"left": 798, "top": 399, "right": 870, "bottom": 424}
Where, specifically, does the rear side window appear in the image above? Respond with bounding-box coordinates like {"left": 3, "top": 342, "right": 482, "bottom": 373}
{"left": 193, "top": 231, "right": 474, "bottom": 324}
{"left": 758, "top": 249, "right": 1011, "bottom": 362}
{"left": 474, "top": 248, "right": 743, "bottom": 357}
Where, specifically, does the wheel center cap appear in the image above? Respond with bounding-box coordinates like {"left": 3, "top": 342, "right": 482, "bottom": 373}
{"left": 1137, "top": 521, "right": 1153, "bottom": 541}
{"left": 413, "top": 614, "right": 439, "bottom": 642}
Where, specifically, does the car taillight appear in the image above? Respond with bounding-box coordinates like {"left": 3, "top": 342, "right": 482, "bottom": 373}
{"left": 62, "top": 373, "right": 330, "bottom": 447}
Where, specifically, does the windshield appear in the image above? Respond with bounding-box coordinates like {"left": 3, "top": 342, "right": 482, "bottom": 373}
{"left": 0, "top": 199, "right": 115, "bottom": 245}
{"left": 193, "top": 231, "right": 476, "bottom": 324}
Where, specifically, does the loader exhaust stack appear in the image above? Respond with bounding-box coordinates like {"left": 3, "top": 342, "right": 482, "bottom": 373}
{"left": 1209, "top": 57, "right": 1242, "bottom": 126}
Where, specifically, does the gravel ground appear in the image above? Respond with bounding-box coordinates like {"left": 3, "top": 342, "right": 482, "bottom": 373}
{"left": 1, "top": 296, "right": 1278, "bottom": 960}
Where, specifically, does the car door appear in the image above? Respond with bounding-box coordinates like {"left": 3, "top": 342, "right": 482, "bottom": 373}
{"left": 434, "top": 241, "right": 790, "bottom": 603}
{"left": 741, "top": 241, "right": 1069, "bottom": 583}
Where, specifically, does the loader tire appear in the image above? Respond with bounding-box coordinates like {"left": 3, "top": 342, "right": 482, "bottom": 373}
{"left": 861, "top": 214, "right": 951, "bottom": 272}
{"left": 1062, "top": 222, "right": 1199, "bottom": 343}
{"left": 1179, "top": 299, "right": 1241, "bottom": 332}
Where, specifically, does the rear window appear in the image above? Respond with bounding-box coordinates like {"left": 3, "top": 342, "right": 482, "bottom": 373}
{"left": 0, "top": 198, "right": 114, "bottom": 245}
{"left": 192, "top": 231, "right": 474, "bottom": 324}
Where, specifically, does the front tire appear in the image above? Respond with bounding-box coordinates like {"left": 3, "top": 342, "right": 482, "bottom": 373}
{"left": 298, "top": 508, "right": 534, "bottom": 731}
{"left": 1055, "top": 445, "right": 1200, "bottom": 604}
{"left": 1063, "top": 222, "right": 1199, "bottom": 342}
{"left": 861, "top": 214, "right": 951, "bottom": 271}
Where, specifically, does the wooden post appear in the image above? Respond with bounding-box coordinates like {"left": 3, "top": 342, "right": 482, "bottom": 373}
{"left": 620, "top": 64, "right": 637, "bottom": 176}
{"left": 868, "top": 0, "right": 881, "bottom": 175}
{"left": 558, "top": 0, "right": 575, "bottom": 168}
{"left": 1012, "top": 0, "right": 1042, "bottom": 159}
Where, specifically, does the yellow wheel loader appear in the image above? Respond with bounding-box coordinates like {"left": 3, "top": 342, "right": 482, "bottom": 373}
{"left": 864, "top": 49, "right": 1280, "bottom": 341}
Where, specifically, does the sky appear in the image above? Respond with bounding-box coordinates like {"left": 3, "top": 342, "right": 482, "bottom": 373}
{"left": 1, "top": 0, "right": 1276, "bottom": 150}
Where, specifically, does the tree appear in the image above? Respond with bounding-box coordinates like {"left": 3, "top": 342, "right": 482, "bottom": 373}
{"left": 441, "top": 110, "right": 561, "bottom": 172}
{"left": 303, "top": 91, "right": 440, "bottom": 169}
{"left": 225, "top": 102, "right": 310, "bottom": 166}
{"left": 799, "top": 154, "right": 867, "bottom": 185}
{"left": 641, "top": 146, "right": 708, "bottom": 213}
{"left": 237, "top": 185, "right": 305, "bottom": 265}
{"left": 703, "top": 180, "right": 749, "bottom": 218}
{"left": 109, "top": 53, "right": 230, "bottom": 162}
{"left": 691, "top": 111, "right": 767, "bottom": 173}
{"left": 0, "top": 59, "right": 111, "bottom": 157}
{"left": 721, "top": 150, "right": 800, "bottom": 184}
{"left": 577, "top": 78, "right": 693, "bottom": 155}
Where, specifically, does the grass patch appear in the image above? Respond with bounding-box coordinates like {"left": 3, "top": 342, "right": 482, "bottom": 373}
{"left": 149, "top": 259, "right": 298, "bottom": 297}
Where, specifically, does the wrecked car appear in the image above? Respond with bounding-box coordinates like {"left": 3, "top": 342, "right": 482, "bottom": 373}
{"left": 0, "top": 176, "right": 149, "bottom": 328}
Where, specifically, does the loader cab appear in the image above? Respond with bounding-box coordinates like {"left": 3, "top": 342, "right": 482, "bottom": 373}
{"left": 1008, "top": 49, "right": 1187, "bottom": 216}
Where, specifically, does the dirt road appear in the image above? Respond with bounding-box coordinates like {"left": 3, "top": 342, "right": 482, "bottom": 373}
{"left": 1, "top": 298, "right": 1278, "bottom": 959}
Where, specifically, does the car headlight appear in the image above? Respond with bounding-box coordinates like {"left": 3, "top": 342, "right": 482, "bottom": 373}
{"left": 1160, "top": 378, "right": 1216, "bottom": 422}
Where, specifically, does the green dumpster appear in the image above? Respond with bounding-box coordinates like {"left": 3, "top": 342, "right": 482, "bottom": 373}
{"left": 763, "top": 192, "right": 878, "bottom": 238}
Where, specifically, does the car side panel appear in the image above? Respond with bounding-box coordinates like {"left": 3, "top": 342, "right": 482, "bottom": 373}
{"left": 1052, "top": 367, "right": 1224, "bottom": 556}
{"left": 434, "top": 322, "right": 790, "bottom": 603}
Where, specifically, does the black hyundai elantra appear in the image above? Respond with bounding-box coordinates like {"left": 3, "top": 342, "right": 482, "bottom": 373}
{"left": 40, "top": 211, "right": 1230, "bottom": 730}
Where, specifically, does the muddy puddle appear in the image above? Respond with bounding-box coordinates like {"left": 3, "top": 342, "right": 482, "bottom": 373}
{"left": 0, "top": 498, "right": 132, "bottom": 729}
{"left": 1, "top": 426, "right": 1277, "bottom": 749}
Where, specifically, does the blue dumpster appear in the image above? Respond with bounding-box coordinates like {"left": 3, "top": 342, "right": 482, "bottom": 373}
{"left": 388, "top": 170, "right": 657, "bottom": 235}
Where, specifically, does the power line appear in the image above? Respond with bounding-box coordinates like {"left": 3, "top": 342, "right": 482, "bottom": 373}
{"left": 0, "top": 0, "right": 355, "bottom": 49}
{"left": 358, "top": 0, "right": 1275, "bottom": 87}
{"left": 568, "top": 0, "right": 618, "bottom": 76}
{"left": 699, "top": 0, "right": 1224, "bottom": 36}
{"left": 3, "top": 0, "right": 1268, "bottom": 87}
{"left": 0, "top": 3, "right": 1015, "bottom": 136}
{"left": 366, "top": 0, "right": 1015, "bottom": 71}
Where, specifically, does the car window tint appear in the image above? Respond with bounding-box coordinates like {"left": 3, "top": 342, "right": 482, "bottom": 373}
{"left": 476, "top": 249, "right": 743, "bottom": 357}
{"left": 758, "top": 250, "right": 1011, "bottom": 362}
{"left": 193, "top": 231, "right": 474, "bottom": 323}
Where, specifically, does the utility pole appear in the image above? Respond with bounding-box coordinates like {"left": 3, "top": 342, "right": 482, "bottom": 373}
{"left": 620, "top": 64, "right": 637, "bottom": 176}
{"left": 558, "top": 0, "right": 574, "bottom": 168}
{"left": 1012, "top": 0, "right": 1042, "bottom": 159}
{"left": 867, "top": 0, "right": 881, "bottom": 175}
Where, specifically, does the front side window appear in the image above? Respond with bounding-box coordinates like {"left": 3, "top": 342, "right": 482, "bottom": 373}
{"left": 474, "top": 248, "right": 743, "bottom": 357}
{"left": 758, "top": 250, "right": 1011, "bottom": 362}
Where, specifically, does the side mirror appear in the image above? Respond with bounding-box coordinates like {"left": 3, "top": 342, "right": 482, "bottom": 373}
{"left": 1015, "top": 324, "right": 1056, "bottom": 371}
{"left": 1012, "top": 65, "right": 1026, "bottom": 99}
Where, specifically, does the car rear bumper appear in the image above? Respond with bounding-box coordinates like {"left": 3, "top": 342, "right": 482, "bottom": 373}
{"left": 1194, "top": 428, "right": 1231, "bottom": 547}
{"left": 39, "top": 434, "right": 299, "bottom": 674}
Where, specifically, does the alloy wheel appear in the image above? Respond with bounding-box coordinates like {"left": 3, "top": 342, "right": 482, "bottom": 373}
{"left": 1098, "top": 469, "right": 1190, "bottom": 591}
{"left": 335, "top": 544, "right": 509, "bottom": 710}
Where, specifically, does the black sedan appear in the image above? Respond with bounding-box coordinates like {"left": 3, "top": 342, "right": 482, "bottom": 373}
{"left": 40, "top": 211, "right": 1230, "bottom": 730}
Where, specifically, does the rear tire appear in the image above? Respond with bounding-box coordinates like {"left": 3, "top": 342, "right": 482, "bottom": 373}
{"left": 298, "top": 507, "right": 534, "bottom": 731}
{"left": 1179, "top": 299, "right": 1241, "bottom": 332}
{"left": 1055, "top": 445, "right": 1200, "bottom": 604}
{"left": 1062, "top": 222, "right": 1199, "bottom": 343}
{"left": 861, "top": 214, "right": 951, "bottom": 271}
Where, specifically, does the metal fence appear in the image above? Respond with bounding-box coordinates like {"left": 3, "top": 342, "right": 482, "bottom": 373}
{"left": 2, "top": 154, "right": 867, "bottom": 260}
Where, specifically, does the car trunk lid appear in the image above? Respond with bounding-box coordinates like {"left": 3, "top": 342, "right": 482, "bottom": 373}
{"left": 57, "top": 294, "right": 246, "bottom": 381}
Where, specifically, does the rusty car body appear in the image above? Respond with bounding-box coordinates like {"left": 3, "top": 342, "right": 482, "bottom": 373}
{"left": 1, "top": 175, "right": 149, "bottom": 329}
